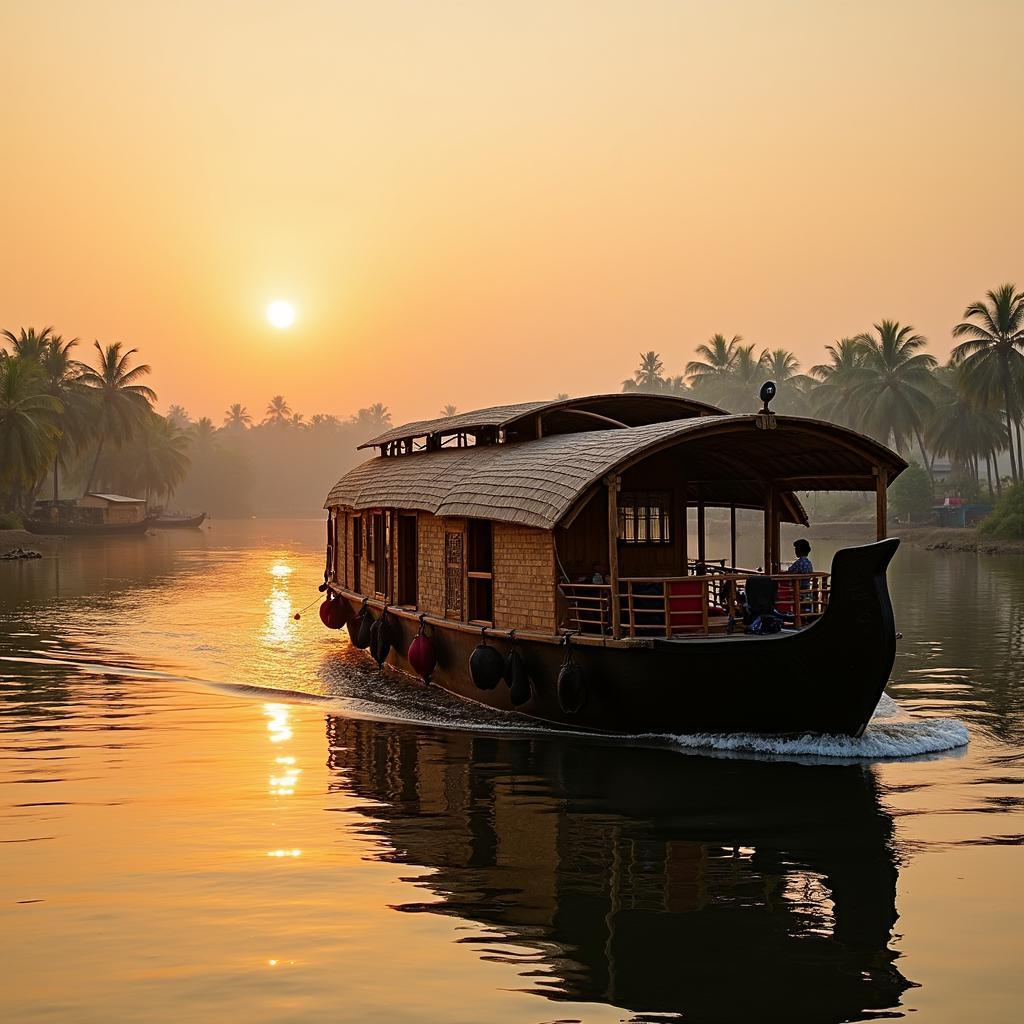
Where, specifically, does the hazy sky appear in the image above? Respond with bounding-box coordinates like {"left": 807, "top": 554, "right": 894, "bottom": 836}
{"left": 2, "top": 0, "right": 1022, "bottom": 424}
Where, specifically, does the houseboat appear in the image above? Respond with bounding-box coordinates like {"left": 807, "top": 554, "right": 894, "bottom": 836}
{"left": 321, "top": 390, "right": 906, "bottom": 737}
{"left": 26, "top": 493, "right": 156, "bottom": 536}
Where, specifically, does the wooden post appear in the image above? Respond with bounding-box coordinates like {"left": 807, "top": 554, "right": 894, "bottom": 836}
{"left": 771, "top": 491, "right": 781, "bottom": 573}
{"left": 729, "top": 504, "right": 737, "bottom": 568}
{"left": 875, "top": 466, "right": 888, "bottom": 540}
{"left": 697, "top": 500, "right": 706, "bottom": 566}
{"left": 763, "top": 488, "right": 774, "bottom": 572}
{"left": 680, "top": 484, "right": 689, "bottom": 573}
{"left": 607, "top": 475, "right": 621, "bottom": 639}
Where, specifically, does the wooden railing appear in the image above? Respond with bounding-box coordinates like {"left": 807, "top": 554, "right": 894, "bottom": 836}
{"left": 559, "top": 571, "right": 830, "bottom": 638}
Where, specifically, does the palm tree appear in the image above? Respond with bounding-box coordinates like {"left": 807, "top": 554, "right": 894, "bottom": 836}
{"left": 289, "top": 412, "right": 306, "bottom": 430}
{"left": 350, "top": 403, "right": 391, "bottom": 430}
{"left": 223, "top": 403, "right": 252, "bottom": 430}
{"left": 264, "top": 395, "right": 292, "bottom": 425}
{"left": 0, "top": 354, "right": 62, "bottom": 509}
{"left": 951, "top": 284, "right": 1024, "bottom": 482}
{"left": 39, "top": 335, "right": 89, "bottom": 503}
{"left": 810, "top": 339, "right": 867, "bottom": 427}
{"left": 189, "top": 416, "right": 220, "bottom": 452}
{"left": 440, "top": 404, "right": 458, "bottom": 416}
{"left": 720, "top": 344, "right": 764, "bottom": 411}
{"left": 130, "top": 413, "right": 191, "bottom": 505}
{"left": 926, "top": 366, "right": 1007, "bottom": 496}
{"left": 622, "top": 351, "right": 665, "bottom": 393}
{"left": 309, "top": 413, "right": 340, "bottom": 432}
{"left": 166, "top": 404, "right": 191, "bottom": 429}
{"left": 1, "top": 325, "right": 56, "bottom": 363}
{"left": 849, "top": 321, "right": 936, "bottom": 470}
{"left": 686, "top": 334, "right": 742, "bottom": 406}
{"left": 760, "top": 348, "right": 800, "bottom": 382}
{"left": 77, "top": 341, "right": 157, "bottom": 494}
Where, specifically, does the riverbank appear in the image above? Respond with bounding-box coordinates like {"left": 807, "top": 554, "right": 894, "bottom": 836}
{"left": 785, "top": 521, "right": 1024, "bottom": 555}
{"left": 0, "top": 530, "right": 62, "bottom": 556}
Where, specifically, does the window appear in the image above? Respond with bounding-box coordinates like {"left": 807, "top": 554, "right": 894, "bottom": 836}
{"left": 397, "top": 514, "right": 418, "bottom": 606}
{"left": 618, "top": 491, "right": 671, "bottom": 545}
{"left": 372, "top": 513, "right": 388, "bottom": 595}
{"left": 466, "top": 519, "right": 493, "bottom": 623}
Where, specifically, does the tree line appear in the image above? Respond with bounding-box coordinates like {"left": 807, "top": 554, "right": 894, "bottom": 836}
{"left": 621, "top": 283, "right": 1024, "bottom": 499}
{"left": 0, "top": 328, "right": 395, "bottom": 518}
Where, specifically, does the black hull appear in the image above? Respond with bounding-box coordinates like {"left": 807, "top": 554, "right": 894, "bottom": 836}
{"left": 152, "top": 513, "right": 206, "bottom": 529}
{"left": 330, "top": 539, "right": 900, "bottom": 738}
{"left": 23, "top": 517, "right": 156, "bottom": 537}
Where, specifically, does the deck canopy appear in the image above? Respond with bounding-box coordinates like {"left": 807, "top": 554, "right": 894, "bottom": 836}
{"left": 327, "top": 413, "right": 906, "bottom": 530}
{"left": 357, "top": 393, "right": 724, "bottom": 451}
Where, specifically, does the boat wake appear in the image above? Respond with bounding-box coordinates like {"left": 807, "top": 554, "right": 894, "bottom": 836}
{"left": 2, "top": 647, "right": 970, "bottom": 764}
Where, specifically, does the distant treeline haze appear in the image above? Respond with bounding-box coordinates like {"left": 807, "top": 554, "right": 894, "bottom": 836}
{"left": 1, "top": 282, "right": 1021, "bottom": 518}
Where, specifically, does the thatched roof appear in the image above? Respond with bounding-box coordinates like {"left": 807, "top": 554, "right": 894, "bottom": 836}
{"left": 327, "top": 414, "right": 906, "bottom": 530}
{"left": 358, "top": 393, "right": 724, "bottom": 450}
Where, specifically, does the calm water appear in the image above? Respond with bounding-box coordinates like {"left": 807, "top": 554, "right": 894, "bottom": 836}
{"left": 1, "top": 520, "right": 1022, "bottom": 1023}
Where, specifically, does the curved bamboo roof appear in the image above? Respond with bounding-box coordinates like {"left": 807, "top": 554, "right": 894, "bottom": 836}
{"left": 357, "top": 393, "right": 724, "bottom": 450}
{"left": 327, "top": 413, "right": 906, "bottom": 530}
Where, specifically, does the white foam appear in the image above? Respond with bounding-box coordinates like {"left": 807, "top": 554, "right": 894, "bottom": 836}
{"left": 662, "top": 716, "right": 969, "bottom": 760}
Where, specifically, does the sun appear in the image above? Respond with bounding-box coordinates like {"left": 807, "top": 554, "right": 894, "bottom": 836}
{"left": 266, "top": 299, "right": 296, "bottom": 329}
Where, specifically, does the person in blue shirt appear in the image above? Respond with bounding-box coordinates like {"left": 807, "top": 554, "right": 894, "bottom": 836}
{"left": 787, "top": 538, "right": 813, "bottom": 575}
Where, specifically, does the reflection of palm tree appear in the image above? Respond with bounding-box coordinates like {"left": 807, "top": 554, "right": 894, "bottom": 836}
{"left": 223, "top": 403, "right": 252, "bottom": 430}
{"left": 0, "top": 355, "right": 62, "bottom": 509}
{"left": 264, "top": 395, "right": 292, "bottom": 425}
{"left": 849, "top": 321, "right": 936, "bottom": 469}
{"left": 951, "top": 284, "right": 1024, "bottom": 482}
{"left": 78, "top": 341, "right": 157, "bottom": 494}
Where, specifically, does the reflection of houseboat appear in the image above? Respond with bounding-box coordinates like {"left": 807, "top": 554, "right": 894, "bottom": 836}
{"left": 26, "top": 493, "right": 155, "bottom": 536}
{"left": 326, "top": 716, "right": 911, "bottom": 1021}
{"left": 322, "top": 391, "right": 906, "bottom": 737}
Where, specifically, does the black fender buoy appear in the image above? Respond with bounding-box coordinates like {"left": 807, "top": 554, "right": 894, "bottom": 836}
{"left": 557, "top": 635, "right": 586, "bottom": 715}
{"left": 470, "top": 631, "right": 503, "bottom": 691}
{"left": 349, "top": 602, "right": 372, "bottom": 650}
{"left": 504, "top": 642, "right": 532, "bottom": 707}
{"left": 370, "top": 609, "right": 392, "bottom": 667}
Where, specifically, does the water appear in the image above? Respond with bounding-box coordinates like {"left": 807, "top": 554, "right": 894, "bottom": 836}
{"left": 0, "top": 520, "right": 1021, "bottom": 1022}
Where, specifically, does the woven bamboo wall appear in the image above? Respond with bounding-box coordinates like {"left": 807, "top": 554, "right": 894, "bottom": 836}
{"left": 493, "top": 523, "right": 556, "bottom": 632}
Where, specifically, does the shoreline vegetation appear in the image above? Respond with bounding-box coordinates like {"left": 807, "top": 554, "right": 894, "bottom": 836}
{"left": 3, "top": 281, "right": 1023, "bottom": 528}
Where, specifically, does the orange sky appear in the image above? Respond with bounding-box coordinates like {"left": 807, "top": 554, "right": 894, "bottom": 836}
{"left": 2, "top": 0, "right": 1022, "bottom": 425}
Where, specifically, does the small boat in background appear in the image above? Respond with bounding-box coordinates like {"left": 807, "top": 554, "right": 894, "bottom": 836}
{"left": 26, "top": 493, "right": 156, "bottom": 536}
{"left": 152, "top": 511, "right": 207, "bottom": 529}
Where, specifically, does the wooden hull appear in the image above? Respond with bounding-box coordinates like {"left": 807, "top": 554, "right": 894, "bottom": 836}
{"left": 23, "top": 516, "right": 156, "bottom": 536}
{"left": 329, "top": 539, "right": 900, "bottom": 738}
{"left": 152, "top": 513, "right": 207, "bottom": 529}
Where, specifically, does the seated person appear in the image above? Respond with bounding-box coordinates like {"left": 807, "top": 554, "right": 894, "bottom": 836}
{"left": 786, "top": 538, "right": 814, "bottom": 613}
{"left": 787, "top": 539, "right": 813, "bottom": 574}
